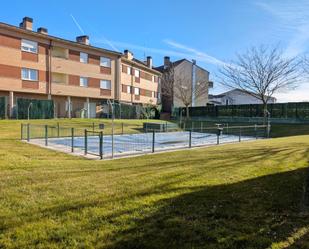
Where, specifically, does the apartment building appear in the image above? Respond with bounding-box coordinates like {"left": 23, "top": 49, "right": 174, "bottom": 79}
{"left": 120, "top": 50, "right": 160, "bottom": 105}
{"left": 0, "top": 17, "right": 161, "bottom": 118}
{"left": 156, "top": 57, "right": 212, "bottom": 116}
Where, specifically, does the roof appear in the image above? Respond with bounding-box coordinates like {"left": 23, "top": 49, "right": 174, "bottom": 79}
{"left": 121, "top": 56, "right": 162, "bottom": 75}
{"left": 155, "top": 58, "right": 209, "bottom": 74}
{"left": 209, "top": 94, "right": 226, "bottom": 99}
{"left": 0, "top": 22, "right": 122, "bottom": 57}
{"left": 211, "top": 88, "right": 277, "bottom": 100}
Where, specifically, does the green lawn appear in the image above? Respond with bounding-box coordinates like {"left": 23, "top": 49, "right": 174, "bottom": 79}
{"left": 0, "top": 119, "right": 309, "bottom": 248}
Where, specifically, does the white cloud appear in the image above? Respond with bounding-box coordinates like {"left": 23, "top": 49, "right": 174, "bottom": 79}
{"left": 93, "top": 38, "right": 226, "bottom": 66}
{"left": 275, "top": 82, "right": 309, "bottom": 102}
{"left": 255, "top": 1, "right": 309, "bottom": 57}
{"left": 70, "top": 15, "right": 119, "bottom": 51}
{"left": 70, "top": 14, "right": 85, "bottom": 35}
{"left": 163, "top": 39, "right": 226, "bottom": 66}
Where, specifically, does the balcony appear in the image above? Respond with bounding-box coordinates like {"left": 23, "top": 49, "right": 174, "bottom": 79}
{"left": 51, "top": 72, "right": 68, "bottom": 84}
{"left": 51, "top": 47, "right": 68, "bottom": 59}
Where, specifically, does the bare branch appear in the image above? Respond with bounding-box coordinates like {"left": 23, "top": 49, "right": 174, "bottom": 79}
{"left": 218, "top": 45, "right": 301, "bottom": 107}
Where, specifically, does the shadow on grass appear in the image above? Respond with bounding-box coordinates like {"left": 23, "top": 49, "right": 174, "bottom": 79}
{"left": 108, "top": 168, "right": 309, "bottom": 249}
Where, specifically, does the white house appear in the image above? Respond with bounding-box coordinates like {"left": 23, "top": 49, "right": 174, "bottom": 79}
{"left": 209, "top": 89, "right": 276, "bottom": 105}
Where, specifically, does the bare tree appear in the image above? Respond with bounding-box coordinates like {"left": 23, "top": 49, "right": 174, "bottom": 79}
{"left": 160, "top": 61, "right": 209, "bottom": 118}
{"left": 218, "top": 45, "right": 300, "bottom": 123}
{"left": 302, "top": 54, "right": 309, "bottom": 75}
{"left": 174, "top": 71, "right": 209, "bottom": 119}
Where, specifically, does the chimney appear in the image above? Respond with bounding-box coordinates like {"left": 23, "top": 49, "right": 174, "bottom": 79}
{"left": 37, "top": 27, "right": 48, "bottom": 35}
{"left": 146, "top": 56, "right": 153, "bottom": 68}
{"left": 124, "top": 50, "right": 134, "bottom": 60}
{"left": 76, "top": 35, "right": 89, "bottom": 45}
{"left": 19, "top": 17, "right": 33, "bottom": 31}
{"left": 164, "top": 56, "right": 170, "bottom": 69}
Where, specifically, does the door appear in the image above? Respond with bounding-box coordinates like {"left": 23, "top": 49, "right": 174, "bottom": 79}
{"left": 84, "top": 102, "right": 97, "bottom": 118}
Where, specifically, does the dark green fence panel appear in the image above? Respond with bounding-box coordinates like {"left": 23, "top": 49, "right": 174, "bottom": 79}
{"left": 17, "top": 98, "right": 54, "bottom": 119}
{"left": 104, "top": 101, "right": 159, "bottom": 119}
{"left": 176, "top": 102, "right": 309, "bottom": 121}
{"left": 0, "top": 97, "right": 6, "bottom": 119}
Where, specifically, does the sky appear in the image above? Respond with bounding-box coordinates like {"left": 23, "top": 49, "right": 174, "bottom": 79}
{"left": 1, "top": 0, "right": 309, "bottom": 102}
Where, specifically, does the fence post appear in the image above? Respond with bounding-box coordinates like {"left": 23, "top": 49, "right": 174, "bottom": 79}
{"left": 84, "top": 129, "right": 87, "bottom": 155}
{"left": 189, "top": 130, "right": 192, "bottom": 148}
{"left": 21, "top": 123, "right": 23, "bottom": 140}
{"left": 99, "top": 131, "right": 103, "bottom": 159}
{"left": 217, "top": 129, "right": 220, "bottom": 145}
{"left": 239, "top": 127, "right": 242, "bottom": 142}
{"left": 200, "top": 122, "right": 203, "bottom": 132}
{"left": 121, "top": 122, "right": 124, "bottom": 135}
{"left": 92, "top": 122, "right": 95, "bottom": 132}
{"left": 166, "top": 122, "right": 168, "bottom": 132}
{"left": 71, "top": 127, "right": 74, "bottom": 153}
{"left": 57, "top": 122, "right": 60, "bottom": 138}
{"left": 45, "top": 125, "right": 48, "bottom": 146}
{"left": 152, "top": 130, "right": 155, "bottom": 153}
{"left": 27, "top": 123, "right": 30, "bottom": 142}
{"left": 267, "top": 124, "right": 271, "bottom": 138}
{"left": 255, "top": 124, "right": 257, "bottom": 139}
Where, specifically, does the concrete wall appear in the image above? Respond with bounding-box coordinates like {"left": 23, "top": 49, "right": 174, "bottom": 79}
{"left": 173, "top": 60, "right": 209, "bottom": 108}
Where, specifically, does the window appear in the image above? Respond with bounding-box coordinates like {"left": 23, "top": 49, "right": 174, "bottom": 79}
{"left": 127, "top": 66, "right": 131, "bottom": 75}
{"left": 100, "top": 57, "right": 111, "bottom": 67}
{"left": 80, "top": 77, "right": 88, "bottom": 87}
{"left": 127, "top": 85, "right": 132, "bottom": 94}
{"left": 21, "top": 39, "right": 38, "bottom": 53}
{"left": 153, "top": 75, "right": 158, "bottom": 83}
{"left": 21, "top": 68, "right": 38, "bottom": 81}
{"left": 100, "top": 80, "right": 111, "bottom": 90}
{"left": 134, "top": 69, "right": 140, "bottom": 78}
{"left": 80, "top": 52, "right": 88, "bottom": 63}
{"left": 134, "top": 87, "right": 140, "bottom": 95}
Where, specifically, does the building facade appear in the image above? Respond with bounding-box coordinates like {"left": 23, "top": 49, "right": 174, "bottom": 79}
{"left": 0, "top": 17, "right": 161, "bottom": 118}
{"left": 120, "top": 51, "right": 160, "bottom": 106}
{"left": 209, "top": 89, "right": 277, "bottom": 106}
{"left": 156, "top": 57, "right": 212, "bottom": 115}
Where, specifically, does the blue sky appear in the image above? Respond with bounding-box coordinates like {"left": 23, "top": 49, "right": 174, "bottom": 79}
{"left": 1, "top": 0, "right": 309, "bottom": 102}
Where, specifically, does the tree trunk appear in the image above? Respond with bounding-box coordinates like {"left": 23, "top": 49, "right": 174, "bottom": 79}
{"left": 263, "top": 102, "right": 268, "bottom": 125}
{"left": 186, "top": 105, "right": 190, "bottom": 119}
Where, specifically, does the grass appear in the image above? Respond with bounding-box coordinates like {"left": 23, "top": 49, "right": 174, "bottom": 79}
{"left": 0, "top": 119, "right": 309, "bottom": 248}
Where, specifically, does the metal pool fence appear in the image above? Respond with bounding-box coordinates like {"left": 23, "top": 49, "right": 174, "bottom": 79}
{"left": 21, "top": 123, "right": 270, "bottom": 159}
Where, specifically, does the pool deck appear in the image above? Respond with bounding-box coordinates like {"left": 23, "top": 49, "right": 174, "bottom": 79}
{"left": 25, "top": 131, "right": 259, "bottom": 160}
